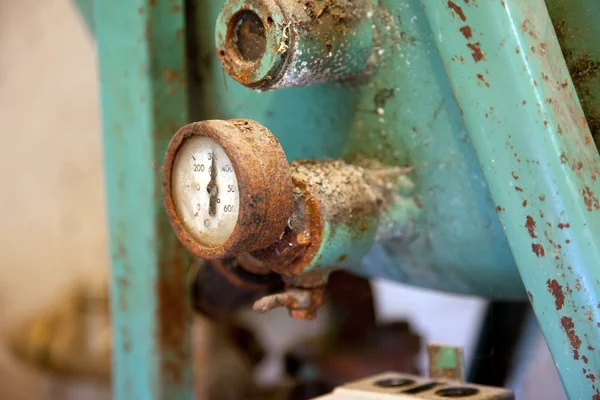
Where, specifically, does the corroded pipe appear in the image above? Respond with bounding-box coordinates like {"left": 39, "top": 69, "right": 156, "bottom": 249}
{"left": 215, "top": 0, "right": 377, "bottom": 90}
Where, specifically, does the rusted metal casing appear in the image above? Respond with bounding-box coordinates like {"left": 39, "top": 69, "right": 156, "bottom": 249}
{"left": 163, "top": 119, "right": 293, "bottom": 259}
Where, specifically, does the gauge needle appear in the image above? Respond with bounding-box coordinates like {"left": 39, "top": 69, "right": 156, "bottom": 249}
{"left": 207, "top": 153, "right": 218, "bottom": 217}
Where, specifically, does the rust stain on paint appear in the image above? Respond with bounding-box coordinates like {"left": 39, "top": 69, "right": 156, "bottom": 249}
{"left": 561, "top": 316, "right": 582, "bottom": 360}
{"left": 476, "top": 73, "right": 490, "bottom": 87}
{"left": 582, "top": 186, "right": 600, "bottom": 211}
{"left": 459, "top": 25, "right": 473, "bottom": 39}
{"left": 546, "top": 279, "right": 564, "bottom": 310}
{"left": 525, "top": 216, "right": 537, "bottom": 238}
{"left": 467, "top": 42, "right": 485, "bottom": 62}
{"left": 448, "top": 0, "right": 467, "bottom": 21}
{"left": 532, "top": 243, "right": 545, "bottom": 257}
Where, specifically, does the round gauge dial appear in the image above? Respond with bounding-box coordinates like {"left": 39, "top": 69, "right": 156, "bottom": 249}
{"left": 171, "top": 136, "right": 240, "bottom": 247}
{"left": 163, "top": 119, "right": 293, "bottom": 259}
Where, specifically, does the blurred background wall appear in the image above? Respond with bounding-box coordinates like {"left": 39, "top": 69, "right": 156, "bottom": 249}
{"left": 0, "top": 1, "right": 567, "bottom": 399}
{"left": 0, "top": 0, "right": 107, "bottom": 398}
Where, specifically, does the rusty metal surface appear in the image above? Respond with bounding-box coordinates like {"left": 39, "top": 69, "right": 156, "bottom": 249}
{"left": 94, "top": 0, "right": 193, "bottom": 398}
{"left": 342, "top": 0, "right": 524, "bottom": 298}
{"left": 162, "top": 119, "right": 293, "bottom": 259}
{"left": 252, "top": 287, "right": 326, "bottom": 320}
{"left": 547, "top": 0, "right": 600, "bottom": 150}
{"left": 192, "top": 0, "right": 526, "bottom": 300}
{"left": 420, "top": 0, "right": 600, "bottom": 398}
{"left": 247, "top": 160, "right": 384, "bottom": 318}
{"left": 246, "top": 160, "right": 419, "bottom": 318}
{"left": 278, "top": 160, "right": 380, "bottom": 274}
{"left": 251, "top": 160, "right": 380, "bottom": 273}
{"left": 215, "top": 0, "right": 287, "bottom": 88}
{"left": 215, "top": 0, "right": 375, "bottom": 90}
{"left": 250, "top": 177, "right": 318, "bottom": 278}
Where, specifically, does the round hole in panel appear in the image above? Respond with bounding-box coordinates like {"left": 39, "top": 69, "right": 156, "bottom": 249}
{"left": 435, "top": 387, "right": 480, "bottom": 397}
{"left": 374, "top": 378, "right": 415, "bottom": 388}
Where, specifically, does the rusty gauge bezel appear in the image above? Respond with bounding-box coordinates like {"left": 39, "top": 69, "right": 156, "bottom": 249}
{"left": 162, "top": 119, "right": 293, "bottom": 259}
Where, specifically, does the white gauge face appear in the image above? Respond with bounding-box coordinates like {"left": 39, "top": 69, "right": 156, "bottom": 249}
{"left": 171, "top": 136, "right": 240, "bottom": 247}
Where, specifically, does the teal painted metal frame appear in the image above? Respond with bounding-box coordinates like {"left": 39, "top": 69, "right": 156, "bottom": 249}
{"left": 195, "top": 0, "right": 524, "bottom": 298}
{"left": 420, "top": 0, "right": 600, "bottom": 397}
{"left": 87, "top": 0, "right": 600, "bottom": 398}
{"left": 95, "top": 1, "right": 193, "bottom": 399}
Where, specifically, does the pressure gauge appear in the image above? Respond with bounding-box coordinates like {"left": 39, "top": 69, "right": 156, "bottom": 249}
{"left": 163, "top": 119, "right": 293, "bottom": 259}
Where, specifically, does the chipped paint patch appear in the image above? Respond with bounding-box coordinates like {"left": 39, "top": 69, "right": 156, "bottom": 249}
{"left": 532, "top": 243, "right": 545, "bottom": 257}
{"left": 525, "top": 215, "right": 537, "bottom": 238}
{"left": 467, "top": 42, "right": 485, "bottom": 62}
{"left": 447, "top": 0, "right": 466, "bottom": 21}
{"left": 582, "top": 185, "right": 600, "bottom": 211}
{"left": 561, "top": 316, "right": 582, "bottom": 360}
{"left": 547, "top": 279, "right": 565, "bottom": 310}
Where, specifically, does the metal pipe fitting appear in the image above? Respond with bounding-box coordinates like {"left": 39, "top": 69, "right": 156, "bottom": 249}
{"left": 251, "top": 161, "right": 418, "bottom": 280}
{"left": 252, "top": 160, "right": 379, "bottom": 279}
{"left": 215, "top": 0, "right": 377, "bottom": 90}
{"left": 252, "top": 287, "right": 325, "bottom": 320}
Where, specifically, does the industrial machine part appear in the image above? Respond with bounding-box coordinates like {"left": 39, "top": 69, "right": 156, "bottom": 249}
{"left": 163, "top": 119, "right": 293, "bottom": 259}
{"left": 313, "top": 373, "right": 514, "bottom": 400}
{"left": 163, "top": 118, "right": 417, "bottom": 318}
{"left": 86, "top": 0, "right": 600, "bottom": 398}
{"left": 215, "top": 0, "right": 375, "bottom": 90}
